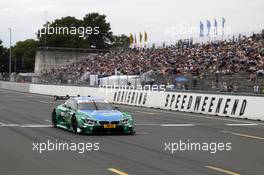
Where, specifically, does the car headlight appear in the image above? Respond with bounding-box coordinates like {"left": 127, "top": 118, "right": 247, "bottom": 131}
{"left": 121, "top": 118, "right": 129, "bottom": 125}
{"left": 84, "top": 119, "right": 97, "bottom": 125}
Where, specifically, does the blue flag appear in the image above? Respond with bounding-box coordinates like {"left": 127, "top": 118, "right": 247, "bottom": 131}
{"left": 222, "top": 17, "right": 226, "bottom": 28}
{"left": 199, "top": 21, "right": 204, "bottom": 37}
{"left": 207, "top": 20, "right": 211, "bottom": 36}
{"left": 222, "top": 17, "right": 226, "bottom": 35}
{"left": 214, "top": 19, "right": 218, "bottom": 35}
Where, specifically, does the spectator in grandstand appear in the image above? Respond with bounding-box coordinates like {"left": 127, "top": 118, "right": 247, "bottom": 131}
{"left": 39, "top": 31, "right": 264, "bottom": 90}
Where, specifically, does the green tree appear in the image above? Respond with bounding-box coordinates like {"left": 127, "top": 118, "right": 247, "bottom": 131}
{"left": 37, "top": 16, "right": 89, "bottom": 48}
{"left": 82, "top": 12, "right": 113, "bottom": 49}
{"left": 13, "top": 39, "right": 38, "bottom": 71}
{"left": 0, "top": 40, "right": 3, "bottom": 53}
{"left": 0, "top": 40, "right": 8, "bottom": 72}
{"left": 37, "top": 13, "right": 113, "bottom": 49}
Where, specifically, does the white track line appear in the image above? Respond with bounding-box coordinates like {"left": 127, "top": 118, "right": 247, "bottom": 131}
{"left": 135, "top": 123, "right": 159, "bottom": 126}
{"left": 135, "top": 111, "right": 157, "bottom": 115}
{"left": 39, "top": 101, "right": 53, "bottom": 104}
{"left": 160, "top": 124, "right": 195, "bottom": 127}
{"left": 136, "top": 132, "right": 148, "bottom": 135}
{"left": 0, "top": 121, "right": 52, "bottom": 128}
{"left": 20, "top": 124, "right": 52, "bottom": 128}
{"left": 225, "top": 123, "right": 259, "bottom": 126}
{"left": 1, "top": 124, "right": 20, "bottom": 127}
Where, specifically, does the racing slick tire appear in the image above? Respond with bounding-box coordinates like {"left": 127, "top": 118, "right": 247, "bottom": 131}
{"left": 51, "top": 110, "right": 57, "bottom": 127}
{"left": 127, "top": 130, "right": 136, "bottom": 135}
{"left": 71, "top": 116, "right": 84, "bottom": 134}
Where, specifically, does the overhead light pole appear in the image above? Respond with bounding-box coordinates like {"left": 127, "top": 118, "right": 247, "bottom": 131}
{"left": 44, "top": 10, "right": 47, "bottom": 48}
{"left": 8, "top": 28, "right": 12, "bottom": 81}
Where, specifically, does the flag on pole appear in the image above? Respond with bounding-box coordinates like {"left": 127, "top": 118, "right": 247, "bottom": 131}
{"left": 144, "top": 31, "right": 148, "bottom": 42}
{"left": 222, "top": 17, "right": 226, "bottom": 28}
{"left": 199, "top": 21, "right": 204, "bottom": 37}
{"left": 134, "top": 34, "right": 137, "bottom": 44}
{"left": 129, "top": 33, "right": 134, "bottom": 45}
{"left": 214, "top": 19, "right": 218, "bottom": 35}
{"left": 139, "top": 32, "right": 143, "bottom": 43}
{"left": 206, "top": 20, "right": 211, "bottom": 36}
{"left": 222, "top": 17, "right": 226, "bottom": 35}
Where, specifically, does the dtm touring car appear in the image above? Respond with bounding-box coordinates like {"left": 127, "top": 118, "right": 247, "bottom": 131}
{"left": 51, "top": 96, "right": 135, "bottom": 135}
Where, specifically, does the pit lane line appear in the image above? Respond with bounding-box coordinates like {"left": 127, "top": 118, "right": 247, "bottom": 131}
{"left": 0, "top": 121, "right": 261, "bottom": 128}
{"left": 2, "top": 121, "right": 263, "bottom": 141}
{"left": 43, "top": 119, "right": 261, "bottom": 127}
{"left": 205, "top": 165, "right": 241, "bottom": 175}
{"left": 108, "top": 165, "right": 241, "bottom": 175}
{"left": 0, "top": 122, "right": 52, "bottom": 127}
{"left": 108, "top": 168, "right": 129, "bottom": 175}
{"left": 220, "top": 130, "right": 264, "bottom": 141}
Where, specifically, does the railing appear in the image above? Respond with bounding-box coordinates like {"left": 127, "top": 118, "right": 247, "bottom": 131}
{"left": 1, "top": 72, "right": 264, "bottom": 95}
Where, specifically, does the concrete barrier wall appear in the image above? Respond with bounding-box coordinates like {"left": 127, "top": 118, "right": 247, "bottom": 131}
{"left": 29, "top": 84, "right": 115, "bottom": 102}
{"left": 0, "top": 81, "right": 30, "bottom": 93}
{"left": 113, "top": 90, "right": 264, "bottom": 120}
{"left": 1, "top": 81, "right": 264, "bottom": 121}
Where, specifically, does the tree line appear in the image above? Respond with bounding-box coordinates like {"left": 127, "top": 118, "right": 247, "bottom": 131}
{"left": 0, "top": 12, "right": 129, "bottom": 73}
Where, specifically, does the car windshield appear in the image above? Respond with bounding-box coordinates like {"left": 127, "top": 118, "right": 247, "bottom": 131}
{"left": 78, "top": 102, "right": 113, "bottom": 110}
{"left": 95, "top": 102, "right": 113, "bottom": 110}
{"left": 78, "top": 103, "right": 97, "bottom": 110}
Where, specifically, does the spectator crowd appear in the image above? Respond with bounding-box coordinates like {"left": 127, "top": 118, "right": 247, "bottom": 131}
{"left": 40, "top": 31, "right": 264, "bottom": 84}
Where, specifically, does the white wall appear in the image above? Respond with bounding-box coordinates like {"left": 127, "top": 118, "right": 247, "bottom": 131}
{"left": 112, "top": 90, "right": 264, "bottom": 121}
{"left": 29, "top": 84, "right": 115, "bottom": 102}
{"left": 0, "top": 81, "right": 29, "bottom": 92}
{"left": 1, "top": 81, "right": 264, "bottom": 121}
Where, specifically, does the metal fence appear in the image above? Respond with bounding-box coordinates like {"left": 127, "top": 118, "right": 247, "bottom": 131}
{"left": 1, "top": 72, "right": 264, "bottom": 95}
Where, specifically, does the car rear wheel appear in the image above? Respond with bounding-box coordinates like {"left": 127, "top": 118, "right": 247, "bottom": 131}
{"left": 72, "top": 117, "right": 78, "bottom": 133}
{"left": 52, "top": 110, "right": 57, "bottom": 127}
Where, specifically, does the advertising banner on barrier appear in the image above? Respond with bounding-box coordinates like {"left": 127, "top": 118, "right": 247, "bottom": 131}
{"left": 112, "top": 89, "right": 264, "bottom": 121}
{"left": 0, "top": 81, "right": 263, "bottom": 121}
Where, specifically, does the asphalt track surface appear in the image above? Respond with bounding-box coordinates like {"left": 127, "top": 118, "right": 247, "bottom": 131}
{"left": 0, "top": 89, "right": 264, "bottom": 175}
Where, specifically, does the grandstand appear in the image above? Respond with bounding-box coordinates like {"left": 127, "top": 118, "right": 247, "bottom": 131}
{"left": 9, "top": 30, "right": 264, "bottom": 93}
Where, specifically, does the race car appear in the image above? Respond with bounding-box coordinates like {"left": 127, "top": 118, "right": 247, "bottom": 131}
{"left": 51, "top": 96, "right": 135, "bottom": 135}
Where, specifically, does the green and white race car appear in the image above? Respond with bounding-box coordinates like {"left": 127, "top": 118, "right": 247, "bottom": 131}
{"left": 52, "top": 96, "right": 135, "bottom": 135}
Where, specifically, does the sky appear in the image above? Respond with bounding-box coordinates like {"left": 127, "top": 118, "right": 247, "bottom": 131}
{"left": 0, "top": 0, "right": 263, "bottom": 47}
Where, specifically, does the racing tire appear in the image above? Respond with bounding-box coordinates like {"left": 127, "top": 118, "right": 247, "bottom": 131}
{"left": 51, "top": 110, "right": 57, "bottom": 127}
{"left": 71, "top": 116, "right": 78, "bottom": 133}
{"left": 72, "top": 117, "right": 85, "bottom": 135}
{"left": 127, "top": 130, "right": 136, "bottom": 135}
